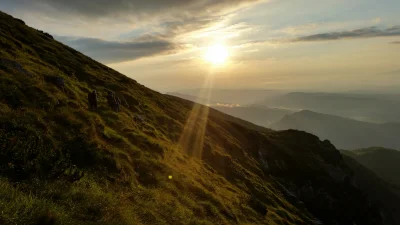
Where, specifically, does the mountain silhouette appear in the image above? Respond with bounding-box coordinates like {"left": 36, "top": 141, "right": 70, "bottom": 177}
{"left": 342, "top": 147, "right": 400, "bottom": 188}
{"left": 261, "top": 92, "right": 400, "bottom": 123}
{"left": 271, "top": 110, "right": 400, "bottom": 150}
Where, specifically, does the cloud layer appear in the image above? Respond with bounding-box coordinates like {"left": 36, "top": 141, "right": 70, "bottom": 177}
{"left": 293, "top": 26, "right": 400, "bottom": 42}
{"left": 10, "top": 0, "right": 260, "bottom": 22}
{"left": 5, "top": 0, "right": 261, "bottom": 63}
{"left": 56, "top": 35, "right": 185, "bottom": 63}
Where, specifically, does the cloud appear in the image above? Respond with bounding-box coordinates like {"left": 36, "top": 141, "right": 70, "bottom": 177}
{"left": 2, "top": 0, "right": 263, "bottom": 62}
{"left": 292, "top": 26, "right": 400, "bottom": 42}
{"left": 56, "top": 35, "right": 186, "bottom": 63}
{"left": 9, "top": 0, "right": 260, "bottom": 22}
{"left": 280, "top": 23, "right": 319, "bottom": 35}
{"left": 390, "top": 41, "right": 400, "bottom": 44}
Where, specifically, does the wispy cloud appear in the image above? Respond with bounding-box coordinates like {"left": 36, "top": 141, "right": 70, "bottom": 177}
{"left": 292, "top": 26, "right": 400, "bottom": 42}
{"left": 238, "top": 25, "right": 400, "bottom": 48}
{"left": 14, "top": 0, "right": 261, "bottom": 19}
{"left": 56, "top": 35, "right": 187, "bottom": 63}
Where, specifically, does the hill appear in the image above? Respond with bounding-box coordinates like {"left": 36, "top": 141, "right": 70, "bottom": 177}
{"left": 342, "top": 148, "right": 400, "bottom": 188}
{"left": 0, "top": 11, "right": 397, "bottom": 225}
{"left": 271, "top": 110, "right": 400, "bottom": 150}
{"left": 260, "top": 92, "right": 400, "bottom": 123}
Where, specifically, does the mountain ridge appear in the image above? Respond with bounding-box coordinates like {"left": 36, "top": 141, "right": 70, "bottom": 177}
{"left": 271, "top": 110, "right": 400, "bottom": 149}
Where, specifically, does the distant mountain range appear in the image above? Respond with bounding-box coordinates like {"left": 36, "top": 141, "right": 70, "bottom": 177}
{"left": 212, "top": 105, "right": 293, "bottom": 127}
{"left": 170, "top": 92, "right": 400, "bottom": 150}
{"left": 172, "top": 90, "right": 400, "bottom": 123}
{"left": 171, "top": 89, "right": 286, "bottom": 105}
{"left": 166, "top": 92, "right": 218, "bottom": 105}
{"left": 260, "top": 92, "right": 400, "bottom": 123}
{"left": 167, "top": 92, "right": 294, "bottom": 127}
{"left": 270, "top": 110, "right": 400, "bottom": 150}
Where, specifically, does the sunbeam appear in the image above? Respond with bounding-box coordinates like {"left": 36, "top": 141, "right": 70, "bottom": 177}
{"left": 178, "top": 73, "right": 214, "bottom": 158}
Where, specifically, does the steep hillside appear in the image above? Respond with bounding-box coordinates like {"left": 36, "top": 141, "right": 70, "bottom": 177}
{"left": 341, "top": 155, "right": 400, "bottom": 223}
{"left": 271, "top": 110, "right": 400, "bottom": 149}
{"left": 342, "top": 148, "right": 400, "bottom": 187}
{"left": 0, "top": 11, "right": 396, "bottom": 225}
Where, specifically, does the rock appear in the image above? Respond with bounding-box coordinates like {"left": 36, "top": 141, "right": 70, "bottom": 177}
{"left": 0, "top": 58, "right": 33, "bottom": 77}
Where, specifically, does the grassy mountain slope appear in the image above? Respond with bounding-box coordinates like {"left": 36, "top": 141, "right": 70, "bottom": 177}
{"left": 0, "top": 11, "right": 393, "bottom": 225}
{"left": 342, "top": 148, "right": 400, "bottom": 187}
{"left": 271, "top": 110, "right": 400, "bottom": 149}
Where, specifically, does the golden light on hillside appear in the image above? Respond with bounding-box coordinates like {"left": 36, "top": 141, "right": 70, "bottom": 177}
{"left": 204, "top": 44, "right": 229, "bottom": 65}
{"left": 178, "top": 75, "right": 214, "bottom": 158}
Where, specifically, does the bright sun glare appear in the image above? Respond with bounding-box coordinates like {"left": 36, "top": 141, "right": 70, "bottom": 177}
{"left": 204, "top": 44, "right": 229, "bottom": 65}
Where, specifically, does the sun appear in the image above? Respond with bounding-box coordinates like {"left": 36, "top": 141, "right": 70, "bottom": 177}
{"left": 204, "top": 44, "right": 229, "bottom": 65}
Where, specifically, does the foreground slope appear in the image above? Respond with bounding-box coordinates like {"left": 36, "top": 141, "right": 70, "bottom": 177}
{"left": 0, "top": 11, "right": 394, "bottom": 225}
{"left": 271, "top": 110, "right": 400, "bottom": 149}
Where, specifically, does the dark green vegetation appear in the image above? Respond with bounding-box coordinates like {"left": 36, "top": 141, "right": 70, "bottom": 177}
{"left": 0, "top": 11, "right": 397, "bottom": 225}
{"left": 342, "top": 148, "right": 400, "bottom": 188}
{"left": 271, "top": 110, "right": 400, "bottom": 149}
{"left": 341, "top": 154, "right": 400, "bottom": 223}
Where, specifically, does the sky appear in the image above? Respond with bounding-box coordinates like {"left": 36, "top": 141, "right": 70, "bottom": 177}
{"left": 1, "top": 0, "right": 400, "bottom": 93}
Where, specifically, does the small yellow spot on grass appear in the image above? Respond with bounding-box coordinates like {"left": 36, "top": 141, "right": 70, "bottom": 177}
{"left": 168, "top": 175, "right": 173, "bottom": 180}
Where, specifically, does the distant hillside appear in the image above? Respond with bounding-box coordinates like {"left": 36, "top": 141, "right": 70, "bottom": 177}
{"left": 166, "top": 92, "right": 219, "bottom": 105}
{"left": 342, "top": 148, "right": 400, "bottom": 187}
{"left": 261, "top": 92, "right": 400, "bottom": 123}
{"left": 0, "top": 11, "right": 398, "bottom": 225}
{"left": 212, "top": 105, "right": 294, "bottom": 127}
{"left": 168, "top": 92, "right": 294, "bottom": 126}
{"left": 270, "top": 110, "right": 400, "bottom": 149}
{"left": 178, "top": 89, "right": 286, "bottom": 105}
